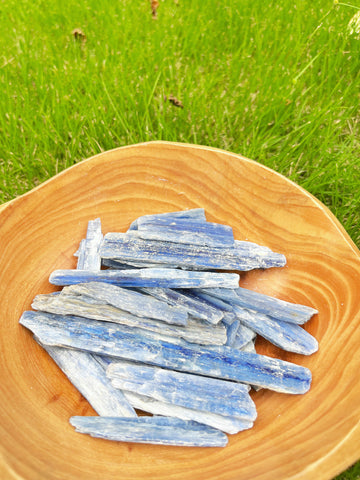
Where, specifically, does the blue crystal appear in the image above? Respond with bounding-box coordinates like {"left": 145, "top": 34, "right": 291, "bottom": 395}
{"left": 232, "top": 305, "right": 318, "bottom": 355}
{"left": 121, "top": 390, "right": 253, "bottom": 434}
{"left": 200, "top": 287, "right": 317, "bottom": 325}
{"left": 106, "top": 360, "right": 256, "bottom": 421}
{"left": 128, "top": 208, "right": 207, "bottom": 231}
{"left": 49, "top": 268, "right": 240, "bottom": 289}
{"left": 19, "top": 310, "right": 312, "bottom": 394}
{"left": 75, "top": 218, "right": 103, "bottom": 271}
{"left": 69, "top": 415, "right": 228, "bottom": 447}
{"left": 136, "top": 218, "right": 234, "bottom": 247}
{"left": 102, "top": 258, "right": 177, "bottom": 269}
{"left": 186, "top": 289, "right": 234, "bottom": 312}
{"left": 100, "top": 233, "right": 286, "bottom": 271}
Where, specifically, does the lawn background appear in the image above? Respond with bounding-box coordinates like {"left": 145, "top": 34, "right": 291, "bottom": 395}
{"left": 0, "top": 0, "right": 359, "bottom": 478}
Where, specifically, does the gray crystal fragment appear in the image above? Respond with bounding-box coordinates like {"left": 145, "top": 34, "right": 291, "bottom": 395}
{"left": 61, "top": 282, "right": 188, "bottom": 326}
{"left": 19, "top": 310, "right": 312, "bottom": 394}
{"left": 200, "top": 287, "right": 317, "bottom": 325}
{"left": 128, "top": 209, "right": 207, "bottom": 231}
{"left": 76, "top": 218, "right": 103, "bottom": 271}
{"left": 31, "top": 294, "right": 227, "bottom": 345}
{"left": 100, "top": 233, "right": 286, "bottom": 271}
{"left": 49, "top": 268, "right": 240, "bottom": 289}
{"left": 70, "top": 415, "right": 228, "bottom": 447}
{"left": 138, "top": 287, "right": 224, "bottom": 324}
{"left": 232, "top": 305, "right": 318, "bottom": 355}
{"left": 38, "top": 342, "right": 136, "bottom": 417}
{"left": 107, "top": 360, "right": 256, "bottom": 421}
{"left": 136, "top": 218, "right": 234, "bottom": 247}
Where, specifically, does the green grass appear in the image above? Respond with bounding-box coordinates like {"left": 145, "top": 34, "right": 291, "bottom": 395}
{"left": 0, "top": 0, "right": 360, "bottom": 477}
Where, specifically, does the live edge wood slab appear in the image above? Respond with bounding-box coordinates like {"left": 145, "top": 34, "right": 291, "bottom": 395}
{"left": 0, "top": 141, "right": 359, "bottom": 480}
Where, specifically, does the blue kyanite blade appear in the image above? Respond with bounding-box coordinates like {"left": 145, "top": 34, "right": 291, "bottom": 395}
{"left": 19, "top": 310, "right": 312, "bottom": 394}
{"left": 100, "top": 233, "right": 286, "bottom": 271}
{"left": 106, "top": 360, "right": 256, "bottom": 421}
{"left": 49, "top": 268, "right": 240, "bottom": 289}
{"left": 136, "top": 218, "right": 234, "bottom": 247}
{"left": 199, "top": 287, "right": 317, "bottom": 325}
{"left": 69, "top": 415, "right": 228, "bottom": 447}
{"left": 128, "top": 209, "right": 207, "bottom": 231}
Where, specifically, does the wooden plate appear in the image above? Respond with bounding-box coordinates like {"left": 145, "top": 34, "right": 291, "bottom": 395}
{"left": 1, "top": 141, "right": 359, "bottom": 480}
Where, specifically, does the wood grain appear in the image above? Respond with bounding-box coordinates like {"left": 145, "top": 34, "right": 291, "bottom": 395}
{"left": 0, "top": 141, "right": 359, "bottom": 480}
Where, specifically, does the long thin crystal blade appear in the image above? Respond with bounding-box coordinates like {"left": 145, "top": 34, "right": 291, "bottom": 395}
{"left": 136, "top": 219, "right": 234, "bottom": 247}
{"left": 128, "top": 209, "right": 206, "bottom": 231}
{"left": 69, "top": 415, "right": 228, "bottom": 447}
{"left": 107, "top": 360, "right": 256, "bottom": 421}
{"left": 232, "top": 305, "right": 318, "bottom": 355}
{"left": 61, "top": 282, "right": 188, "bottom": 326}
{"left": 199, "top": 287, "right": 318, "bottom": 325}
{"left": 100, "top": 233, "right": 286, "bottom": 271}
{"left": 76, "top": 218, "right": 103, "bottom": 271}
{"left": 49, "top": 268, "right": 240, "bottom": 289}
{"left": 19, "top": 310, "right": 312, "bottom": 394}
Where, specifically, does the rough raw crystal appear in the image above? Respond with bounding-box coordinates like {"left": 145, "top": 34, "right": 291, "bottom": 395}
{"left": 106, "top": 360, "right": 256, "bottom": 421}
{"left": 31, "top": 294, "right": 227, "bottom": 345}
{"left": 61, "top": 282, "right": 188, "bottom": 326}
{"left": 135, "top": 218, "right": 234, "bottom": 247}
{"left": 100, "top": 233, "right": 286, "bottom": 271}
{"left": 49, "top": 268, "right": 240, "bottom": 289}
{"left": 75, "top": 218, "right": 103, "bottom": 271}
{"left": 199, "top": 287, "right": 318, "bottom": 325}
{"left": 122, "top": 391, "right": 253, "bottom": 435}
{"left": 69, "top": 415, "right": 229, "bottom": 447}
{"left": 128, "top": 208, "right": 207, "bottom": 231}
{"left": 232, "top": 305, "right": 318, "bottom": 355}
{"left": 19, "top": 310, "right": 312, "bottom": 394}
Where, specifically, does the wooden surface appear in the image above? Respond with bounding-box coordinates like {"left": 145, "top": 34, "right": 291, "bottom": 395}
{"left": 0, "top": 141, "right": 359, "bottom": 480}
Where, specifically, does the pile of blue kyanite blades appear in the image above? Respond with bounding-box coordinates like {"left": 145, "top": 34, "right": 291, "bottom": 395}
{"left": 19, "top": 208, "right": 319, "bottom": 447}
